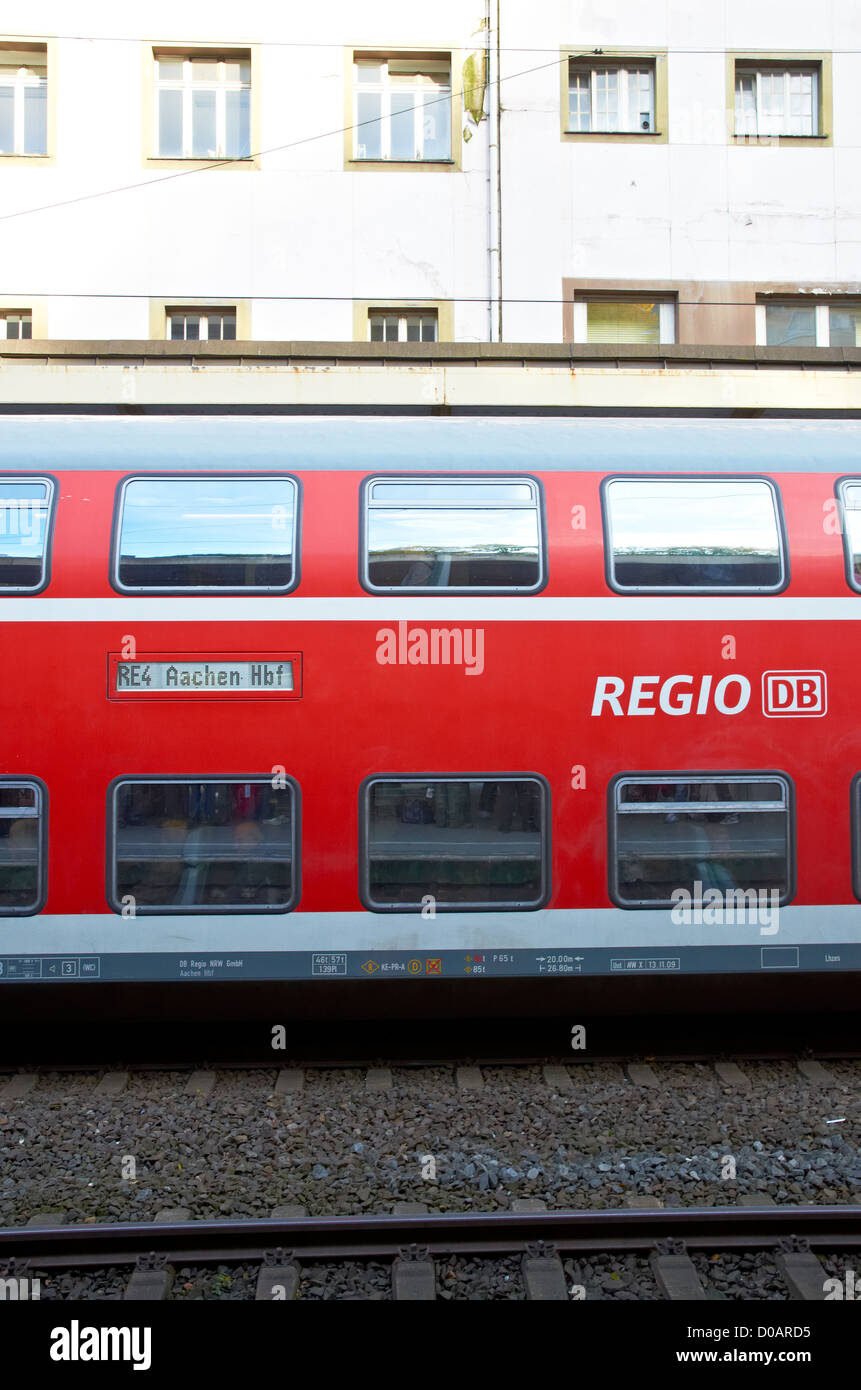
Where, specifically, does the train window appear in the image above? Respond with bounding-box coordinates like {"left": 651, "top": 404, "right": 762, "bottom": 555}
{"left": 0, "top": 478, "right": 55, "bottom": 593}
{"left": 109, "top": 777, "right": 299, "bottom": 913}
{"left": 361, "top": 776, "right": 550, "bottom": 910}
{"left": 602, "top": 478, "right": 786, "bottom": 592}
{"left": 362, "top": 477, "right": 544, "bottom": 591}
{"left": 113, "top": 476, "right": 298, "bottom": 592}
{"left": 836, "top": 480, "right": 861, "bottom": 592}
{"left": 610, "top": 774, "right": 793, "bottom": 908}
{"left": 0, "top": 780, "right": 46, "bottom": 914}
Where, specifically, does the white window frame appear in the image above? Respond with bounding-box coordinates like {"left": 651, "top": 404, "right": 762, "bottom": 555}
{"left": 757, "top": 300, "right": 854, "bottom": 348}
{"left": 568, "top": 61, "right": 655, "bottom": 134}
{"left": 368, "top": 310, "right": 438, "bottom": 343}
{"left": 0, "top": 311, "right": 32, "bottom": 340}
{"left": 154, "top": 55, "right": 251, "bottom": 159}
{"left": 573, "top": 299, "right": 675, "bottom": 344}
{"left": 166, "top": 309, "right": 237, "bottom": 342}
{"left": 0, "top": 52, "right": 47, "bottom": 156}
{"left": 734, "top": 65, "right": 819, "bottom": 138}
{"left": 353, "top": 57, "right": 452, "bottom": 161}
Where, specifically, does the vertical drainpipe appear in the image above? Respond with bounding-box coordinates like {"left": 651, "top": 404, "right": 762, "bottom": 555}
{"left": 496, "top": 0, "right": 503, "bottom": 342}
{"left": 486, "top": 0, "right": 500, "bottom": 342}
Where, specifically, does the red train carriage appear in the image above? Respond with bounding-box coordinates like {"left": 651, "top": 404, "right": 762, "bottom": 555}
{"left": 0, "top": 413, "right": 859, "bottom": 1014}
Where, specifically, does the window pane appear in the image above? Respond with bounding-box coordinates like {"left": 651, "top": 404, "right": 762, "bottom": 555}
{"left": 117, "top": 476, "right": 297, "bottom": 590}
{"left": 587, "top": 301, "right": 660, "bottom": 344}
{"left": 384, "top": 316, "right": 399, "bottom": 341}
{"left": 113, "top": 779, "right": 295, "bottom": 910}
{"left": 0, "top": 480, "right": 51, "bottom": 590}
{"left": 829, "top": 308, "right": 861, "bottom": 348}
{"left": 366, "top": 479, "right": 542, "bottom": 590}
{"left": 735, "top": 72, "right": 757, "bottom": 134}
{"left": 225, "top": 87, "right": 250, "bottom": 157}
{"left": 422, "top": 86, "right": 450, "bottom": 157}
{"left": 366, "top": 779, "right": 545, "bottom": 908}
{"left": 605, "top": 478, "right": 783, "bottom": 590}
{"left": 421, "top": 316, "right": 437, "bottom": 342}
{"left": 168, "top": 314, "right": 185, "bottom": 340}
{"left": 191, "top": 88, "right": 216, "bottom": 156}
{"left": 0, "top": 782, "right": 41, "bottom": 911}
{"left": 614, "top": 777, "right": 790, "bottom": 906}
{"left": 0, "top": 86, "right": 14, "bottom": 153}
{"left": 222, "top": 314, "right": 236, "bottom": 340}
{"left": 356, "top": 90, "right": 381, "bottom": 158}
{"left": 839, "top": 482, "right": 861, "bottom": 589}
{"left": 20, "top": 317, "right": 31, "bottom": 339}
{"left": 627, "top": 67, "right": 654, "bottom": 132}
{"left": 568, "top": 69, "right": 591, "bottom": 131}
{"left": 594, "top": 67, "right": 618, "bottom": 131}
{"left": 222, "top": 59, "right": 250, "bottom": 84}
{"left": 157, "top": 58, "right": 183, "bottom": 81}
{"left": 765, "top": 304, "right": 816, "bottom": 346}
{"left": 371, "top": 481, "right": 534, "bottom": 503}
{"left": 158, "top": 88, "right": 183, "bottom": 156}
{"left": 390, "top": 91, "right": 414, "bottom": 158}
{"left": 190, "top": 59, "right": 219, "bottom": 82}
{"left": 356, "top": 61, "right": 383, "bottom": 84}
{"left": 184, "top": 314, "right": 200, "bottom": 340}
{"left": 369, "top": 315, "right": 385, "bottom": 341}
{"left": 406, "top": 316, "right": 421, "bottom": 342}
{"left": 22, "top": 83, "right": 46, "bottom": 155}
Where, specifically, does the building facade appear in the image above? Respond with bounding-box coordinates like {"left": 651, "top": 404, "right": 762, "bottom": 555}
{"left": 1, "top": 1, "right": 860, "bottom": 347}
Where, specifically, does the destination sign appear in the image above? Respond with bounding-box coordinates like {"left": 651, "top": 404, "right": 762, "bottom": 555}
{"left": 109, "top": 652, "right": 301, "bottom": 700}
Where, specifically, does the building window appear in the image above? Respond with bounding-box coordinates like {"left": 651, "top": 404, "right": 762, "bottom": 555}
{"left": 0, "top": 311, "right": 32, "bottom": 339}
{"left": 602, "top": 477, "right": 785, "bottom": 592}
{"left": 568, "top": 60, "right": 655, "bottom": 133}
{"left": 113, "top": 475, "right": 298, "bottom": 593}
{"left": 0, "top": 476, "right": 55, "bottom": 592}
{"left": 155, "top": 54, "right": 250, "bottom": 159}
{"left": 361, "top": 776, "right": 549, "bottom": 911}
{"left": 0, "top": 48, "right": 47, "bottom": 156}
{"left": 369, "top": 310, "right": 438, "bottom": 343}
{"left": 109, "top": 777, "right": 299, "bottom": 913}
{"left": 0, "top": 780, "right": 46, "bottom": 914}
{"left": 167, "top": 308, "right": 236, "bottom": 341}
{"left": 734, "top": 63, "right": 819, "bottom": 137}
{"left": 573, "top": 298, "right": 675, "bottom": 345}
{"left": 759, "top": 299, "right": 861, "bottom": 348}
{"left": 362, "top": 476, "right": 545, "bottom": 592}
{"left": 610, "top": 775, "right": 793, "bottom": 908}
{"left": 353, "top": 56, "right": 451, "bottom": 161}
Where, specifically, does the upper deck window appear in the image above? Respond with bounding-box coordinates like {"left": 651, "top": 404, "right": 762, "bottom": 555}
{"left": 113, "top": 475, "right": 298, "bottom": 593}
{"left": 603, "top": 477, "right": 785, "bottom": 592}
{"left": 0, "top": 780, "right": 46, "bottom": 914}
{"left": 363, "top": 477, "right": 544, "bottom": 592}
{"left": 0, "top": 477, "right": 54, "bottom": 592}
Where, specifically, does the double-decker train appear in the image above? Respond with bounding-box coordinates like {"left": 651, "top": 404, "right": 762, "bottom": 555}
{"left": 1, "top": 411, "right": 861, "bottom": 1018}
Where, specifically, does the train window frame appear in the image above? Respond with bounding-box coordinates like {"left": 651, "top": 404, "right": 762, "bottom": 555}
{"left": 359, "top": 474, "right": 548, "bottom": 595}
{"left": 0, "top": 474, "right": 57, "bottom": 595}
{"left": 834, "top": 478, "right": 861, "bottom": 594}
{"left": 359, "top": 772, "right": 552, "bottom": 913}
{"left": 848, "top": 774, "right": 861, "bottom": 902}
{"left": 106, "top": 774, "right": 301, "bottom": 916}
{"left": 607, "top": 771, "right": 796, "bottom": 910}
{"left": 110, "top": 473, "right": 302, "bottom": 596}
{"left": 0, "top": 777, "right": 48, "bottom": 916}
{"left": 601, "top": 474, "right": 789, "bottom": 595}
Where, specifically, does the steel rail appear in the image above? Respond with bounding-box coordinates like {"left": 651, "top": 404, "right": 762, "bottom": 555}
{"left": 4, "top": 1205, "right": 861, "bottom": 1269}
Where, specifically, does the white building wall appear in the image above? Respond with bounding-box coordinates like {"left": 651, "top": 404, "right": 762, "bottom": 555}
{"left": 0, "top": 1, "right": 857, "bottom": 342}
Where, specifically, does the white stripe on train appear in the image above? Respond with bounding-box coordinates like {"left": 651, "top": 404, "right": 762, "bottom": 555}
{"left": 2, "top": 596, "right": 861, "bottom": 621}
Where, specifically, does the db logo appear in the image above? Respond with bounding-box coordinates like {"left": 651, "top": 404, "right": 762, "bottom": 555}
{"left": 762, "top": 670, "right": 827, "bottom": 717}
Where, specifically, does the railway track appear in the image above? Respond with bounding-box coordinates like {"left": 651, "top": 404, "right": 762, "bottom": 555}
{"left": 6, "top": 1205, "right": 861, "bottom": 1300}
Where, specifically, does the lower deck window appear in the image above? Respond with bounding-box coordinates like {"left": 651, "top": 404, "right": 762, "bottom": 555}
{"left": 111, "top": 778, "right": 297, "bottom": 912}
{"left": 363, "top": 777, "right": 548, "bottom": 910}
{"left": 611, "top": 775, "right": 791, "bottom": 907}
{"left": 0, "top": 781, "right": 44, "bottom": 912}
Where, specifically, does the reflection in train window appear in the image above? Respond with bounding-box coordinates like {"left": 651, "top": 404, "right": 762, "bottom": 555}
{"left": 0, "top": 781, "right": 46, "bottom": 914}
{"left": 109, "top": 777, "right": 298, "bottom": 913}
{"left": 0, "top": 478, "right": 54, "bottom": 592}
{"left": 362, "top": 776, "right": 549, "bottom": 910}
{"left": 837, "top": 480, "right": 861, "bottom": 593}
{"left": 610, "top": 775, "right": 792, "bottom": 908}
{"left": 363, "top": 477, "right": 544, "bottom": 591}
{"left": 113, "top": 476, "right": 298, "bottom": 592}
{"left": 603, "top": 478, "right": 785, "bottom": 591}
